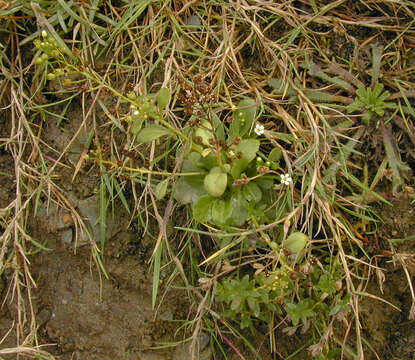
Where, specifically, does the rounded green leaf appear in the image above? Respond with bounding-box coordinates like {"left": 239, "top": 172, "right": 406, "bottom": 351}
{"left": 173, "top": 176, "right": 205, "bottom": 204}
{"left": 230, "top": 139, "right": 260, "bottom": 179}
{"left": 211, "top": 199, "right": 232, "bottom": 225}
{"left": 194, "top": 121, "right": 213, "bottom": 146}
{"left": 284, "top": 232, "right": 308, "bottom": 253}
{"left": 236, "top": 139, "right": 260, "bottom": 162}
{"left": 204, "top": 171, "right": 227, "bottom": 197}
{"left": 269, "top": 148, "right": 282, "bottom": 162}
{"left": 242, "top": 182, "right": 262, "bottom": 202}
{"left": 192, "top": 195, "right": 214, "bottom": 223}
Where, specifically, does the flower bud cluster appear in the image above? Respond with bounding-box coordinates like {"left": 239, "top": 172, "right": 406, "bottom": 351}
{"left": 125, "top": 96, "right": 159, "bottom": 124}
{"left": 34, "top": 31, "right": 68, "bottom": 82}
{"left": 255, "top": 157, "right": 275, "bottom": 173}
{"left": 259, "top": 269, "right": 290, "bottom": 292}
{"left": 34, "top": 30, "right": 65, "bottom": 65}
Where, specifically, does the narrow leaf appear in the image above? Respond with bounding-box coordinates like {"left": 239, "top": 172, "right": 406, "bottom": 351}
{"left": 137, "top": 124, "right": 173, "bottom": 142}
{"left": 157, "top": 87, "right": 171, "bottom": 110}
{"left": 155, "top": 179, "right": 169, "bottom": 200}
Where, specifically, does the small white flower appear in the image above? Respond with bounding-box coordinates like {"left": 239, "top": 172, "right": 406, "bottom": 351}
{"left": 41, "top": 30, "right": 47, "bottom": 38}
{"left": 133, "top": 110, "right": 139, "bottom": 116}
{"left": 254, "top": 123, "right": 265, "bottom": 136}
{"left": 280, "top": 173, "right": 292, "bottom": 186}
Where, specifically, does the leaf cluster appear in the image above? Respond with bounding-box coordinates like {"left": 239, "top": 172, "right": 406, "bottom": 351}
{"left": 216, "top": 258, "right": 351, "bottom": 334}
{"left": 346, "top": 83, "right": 396, "bottom": 124}
{"left": 216, "top": 274, "right": 273, "bottom": 329}
{"left": 172, "top": 99, "right": 281, "bottom": 227}
{"left": 126, "top": 88, "right": 171, "bottom": 138}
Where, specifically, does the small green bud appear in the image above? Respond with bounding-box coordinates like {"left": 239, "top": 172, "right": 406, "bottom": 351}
{"left": 62, "top": 78, "right": 72, "bottom": 87}
{"left": 34, "top": 57, "right": 43, "bottom": 65}
{"left": 256, "top": 157, "right": 263, "bottom": 163}
{"left": 47, "top": 73, "right": 55, "bottom": 80}
{"left": 265, "top": 161, "right": 271, "bottom": 167}
{"left": 41, "top": 30, "right": 47, "bottom": 38}
{"left": 41, "top": 53, "right": 48, "bottom": 61}
{"left": 55, "top": 68, "right": 64, "bottom": 76}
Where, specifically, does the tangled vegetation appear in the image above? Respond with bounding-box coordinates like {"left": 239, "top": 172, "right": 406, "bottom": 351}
{"left": 1, "top": 1, "right": 415, "bottom": 359}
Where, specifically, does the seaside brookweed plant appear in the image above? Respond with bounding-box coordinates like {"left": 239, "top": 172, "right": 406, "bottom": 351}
{"left": 32, "top": 32, "right": 353, "bottom": 356}
{"left": 144, "top": 78, "right": 293, "bottom": 229}
{"left": 31, "top": 30, "right": 357, "bottom": 359}
{"left": 123, "top": 79, "right": 353, "bottom": 346}
{"left": 32, "top": 32, "right": 292, "bottom": 230}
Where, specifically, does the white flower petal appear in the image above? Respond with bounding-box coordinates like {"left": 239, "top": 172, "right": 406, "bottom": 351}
{"left": 254, "top": 123, "right": 265, "bottom": 136}
{"left": 281, "top": 173, "right": 292, "bottom": 185}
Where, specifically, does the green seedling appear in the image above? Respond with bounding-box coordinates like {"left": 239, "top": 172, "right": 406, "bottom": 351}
{"left": 269, "top": 45, "right": 412, "bottom": 195}
{"left": 216, "top": 254, "right": 351, "bottom": 359}
{"left": 346, "top": 83, "right": 396, "bottom": 124}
